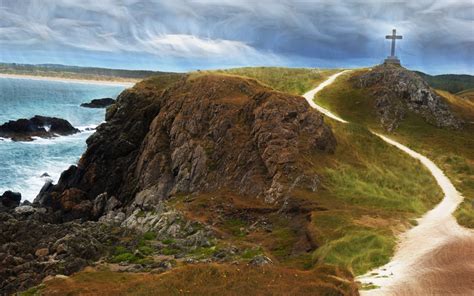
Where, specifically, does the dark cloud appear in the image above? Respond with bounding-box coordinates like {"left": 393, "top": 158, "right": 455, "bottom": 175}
{"left": 0, "top": 0, "right": 472, "bottom": 73}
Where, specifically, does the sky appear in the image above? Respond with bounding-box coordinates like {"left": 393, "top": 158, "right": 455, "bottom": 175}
{"left": 0, "top": 0, "right": 473, "bottom": 74}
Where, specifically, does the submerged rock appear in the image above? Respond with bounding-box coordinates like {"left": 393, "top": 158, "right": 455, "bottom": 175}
{"left": 81, "top": 98, "right": 115, "bottom": 108}
{"left": 0, "top": 116, "right": 79, "bottom": 141}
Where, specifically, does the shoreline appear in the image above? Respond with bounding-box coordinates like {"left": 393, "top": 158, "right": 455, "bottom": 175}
{"left": 0, "top": 73, "right": 136, "bottom": 87}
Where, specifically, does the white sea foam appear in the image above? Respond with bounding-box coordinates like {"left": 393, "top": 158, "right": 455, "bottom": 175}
{"left": 77, "top": 124, "right": 99, "bottom": 132}
{"left": 0, "top": 78, "right": 124, "bottom": 202}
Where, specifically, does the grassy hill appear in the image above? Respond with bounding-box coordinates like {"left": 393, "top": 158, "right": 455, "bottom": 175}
{"left": 209, "top": 67, "right": 340, "bottom": 95}
{"left": 457, "top": 89, "right": 474, "bottom": 101}
{"left": 315, "top": 69, "right": 474, "bottom": 228}
{"left": 136, "top": 71, "right": 443, "bottom": 275}
{"left": 415, "top": 71, "right": 474, "bottom": 94}
{"left": 0, "top": 63, "right": 175, "bottom": 82}
{"left": 25, "top": 69, "right": 446, "bottom": 295}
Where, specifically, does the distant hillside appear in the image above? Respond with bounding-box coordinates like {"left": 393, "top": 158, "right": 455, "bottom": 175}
{"left": 415, "top": 71, "right": 474, "bottom": 94}
{"left": 0, "top": 63, "right": 176, "bottom": 82}
{"left": 210, "top": 67, "right": 340, "bottom": 95}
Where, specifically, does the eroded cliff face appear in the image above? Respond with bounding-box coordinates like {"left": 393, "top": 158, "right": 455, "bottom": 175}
{"left": 351, "top": 64, "right": 462, "bottom": 131}
{"left": 37, "top": 74, "right": 336, "bottom": 221}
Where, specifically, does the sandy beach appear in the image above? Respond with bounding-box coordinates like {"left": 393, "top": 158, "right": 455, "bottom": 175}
{"left": 0, "top": 73, "right": 136, "bottom": 87}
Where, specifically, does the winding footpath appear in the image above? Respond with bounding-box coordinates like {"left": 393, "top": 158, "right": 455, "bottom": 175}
{"left": 303, "top": 72, "right": 474, "bottom": 296}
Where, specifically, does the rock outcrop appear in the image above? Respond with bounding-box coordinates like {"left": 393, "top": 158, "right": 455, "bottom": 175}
{"left": 0, "top": 191, "right": 21, "bottom": 209}
{"left": 351, "top": 64, "right": 463, "bottom": 131}
{"left": 0, "top": 210, "right": 123, "bottom": 294}
{"left": 37, "top": 74, "right": 336, "bottom": 221}
{"left": 0, "top": 116, "right": 79, "bottom": 141}
{"left": 0, "top": 74, "right": 357, "bottom": 295}
{"left": 81, "top": 98, "right": 115, "bottom": 108}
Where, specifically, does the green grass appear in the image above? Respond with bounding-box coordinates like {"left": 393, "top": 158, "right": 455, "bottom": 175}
{"left": 142, "top": 231, "right": 156, "bottom": 240}
{"left": 19, "top": 284, "right": 45, "bottom": 296}
{"left": 223, "top": 218, "right": 247, "bottom": 238}
{"left": 111, "top": 244, "right": 155, "bottom": 264}
{"left": 271, "top": 226, "right": 298, "bottom": 258}
{"left": 312, "top": 211, "right": 395, "bottom": 275}
{"left": 161, "top": 247, "right": 180, "bottom": 256}
{"left": 138, "top": 245, "right": 154, "bottom": 256}
{"left": 393, "top": 115, "right": 474, "bottom": 228}
{"left": 315, "top": 70, "right": 376, "bottom": 125}
{"left": 321, "top": 124, "right": 442, "bottom": 215}
{"left": 208, "top": 67, "right": 340, "bottom": 95}
{"left": 307, "top": 123, "right": 442, "bottom": 275}
{"left": 241, "top": 247, "right": 264, "bottom": 259}
{"left": 162, "top": 238, "right": 175, "bottom": 245}
{"left": 189, "top": 246, "right": 218, "bottom": 259}
{"left": 313, "top": 228, "right": 395, "bottom": 275}
{"left": 111, "top": 252, "right": 139, "bottom": 263}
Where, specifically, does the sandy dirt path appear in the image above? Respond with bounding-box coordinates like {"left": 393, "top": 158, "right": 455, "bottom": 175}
{"left": 303, "top": 71, "right": 474, "bottom": 296}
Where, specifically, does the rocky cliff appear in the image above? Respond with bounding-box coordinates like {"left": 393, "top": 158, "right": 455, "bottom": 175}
{"left": 351, "top": 64, "right": 462, "bottom": 131}
{"left": 37, "top": 74, "right": 336, "bottom": 222}
{"left": 0, "top": 74, "right": 361, "bottom": 295}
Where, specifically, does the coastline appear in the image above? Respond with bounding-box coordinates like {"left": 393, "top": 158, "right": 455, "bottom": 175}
{"left": 0, "top": 73, "right": 136, "bottom": 87}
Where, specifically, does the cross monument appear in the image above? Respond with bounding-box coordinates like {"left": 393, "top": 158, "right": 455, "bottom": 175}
{"left": 384, "top": 29, "right": 402, "bottom": 65}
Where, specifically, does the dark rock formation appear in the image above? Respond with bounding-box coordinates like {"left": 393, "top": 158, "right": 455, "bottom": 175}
{"left": 0, "top": 116, "right": 80, "bottom": 141}
{"left": 0, "top": 191, "right": 21, "bottom": 209}
{"left": 36, "top": 74, "right": 336, "bottom": 221}
{"left": 0, "top": 210, "right": 123, "bottom": 294}
{"left": 351, "top": 64, "right": 463, "bottom": 131}
{"left": 81, "top": 98, "right": 115, "bottom": 108}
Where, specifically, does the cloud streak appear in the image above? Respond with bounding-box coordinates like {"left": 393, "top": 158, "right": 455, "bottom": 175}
{"left": 0, "top": 0, "right": 472, "bottom": 73}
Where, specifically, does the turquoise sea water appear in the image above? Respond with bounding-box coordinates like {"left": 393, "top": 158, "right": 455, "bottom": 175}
{"left": 0, "top": 77, "right": 127, "bottom": 201}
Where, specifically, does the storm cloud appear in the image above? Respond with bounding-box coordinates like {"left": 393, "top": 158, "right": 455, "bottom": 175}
{"left": 0, "top": 0, "right": 472, "bottom": 73}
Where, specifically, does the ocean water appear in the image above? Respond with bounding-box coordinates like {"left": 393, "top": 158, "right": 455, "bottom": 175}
{"left": 0, "top": 78, "right": 128, "bottom": 201}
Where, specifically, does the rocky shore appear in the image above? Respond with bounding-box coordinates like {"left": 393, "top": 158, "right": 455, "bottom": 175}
{"left": 0, "top": 115, "right": 79, "bottom": 141}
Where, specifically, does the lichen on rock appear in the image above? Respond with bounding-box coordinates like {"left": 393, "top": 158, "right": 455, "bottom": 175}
{"left": 352, "top": 64, "right": 463, "bottom": 131}
{"left": 38, "top": 74, "right": 336, "bottom": 220}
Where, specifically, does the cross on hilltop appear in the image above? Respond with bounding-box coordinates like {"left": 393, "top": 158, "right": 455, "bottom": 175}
{"left": 384, "top": 29, "right": 403, "bottom": 65}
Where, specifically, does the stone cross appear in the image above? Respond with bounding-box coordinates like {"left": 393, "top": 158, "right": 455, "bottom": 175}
{"left": 386, "top": 29, "right": 402, "bottom": 57}
{"left": 384, "top": 29, "right": 402, "bottom": 65}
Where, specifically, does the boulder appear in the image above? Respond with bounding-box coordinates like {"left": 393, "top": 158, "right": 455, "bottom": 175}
{"left": 80, "top": 98, "right": 115, "bottom": 108}
{"left": 249, "top": 255, "right": 273, "bottom": 266}
{"left": 0, "top": 116, "right": 79, "bottom": 141}
{"left": 14, "top": 205, "right": 35, "bottom": 215}
{"left": 34, "top": 248, "right": 49, "bottom": 258}
{"left": 1, "top": 191, "right": 21, "bottom": 208}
